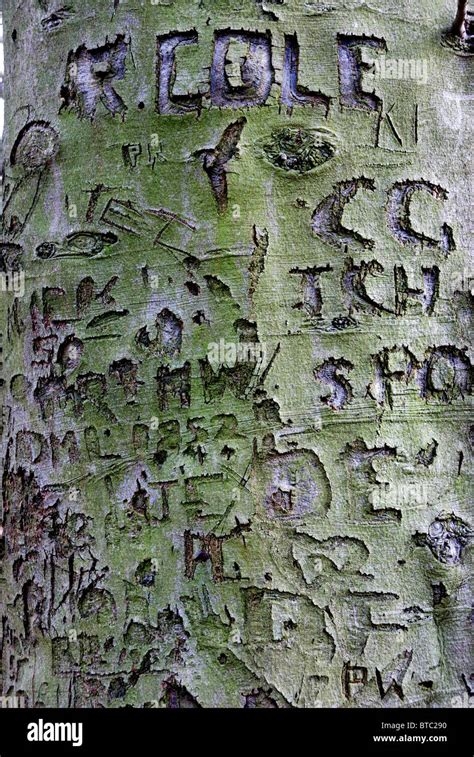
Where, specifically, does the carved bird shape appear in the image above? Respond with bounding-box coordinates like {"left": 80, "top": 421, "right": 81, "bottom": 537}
{"left": 195, "top": 117, "right": 247, "bottom": 212}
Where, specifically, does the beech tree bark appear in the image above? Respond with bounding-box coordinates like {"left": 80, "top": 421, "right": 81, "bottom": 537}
{"left": 1, "top": 0, "right": 472, "bottom": 708}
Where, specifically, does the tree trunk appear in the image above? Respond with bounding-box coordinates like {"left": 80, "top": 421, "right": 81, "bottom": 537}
{"left": 1, "top": 0, "right": 472, "bottom": 708}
